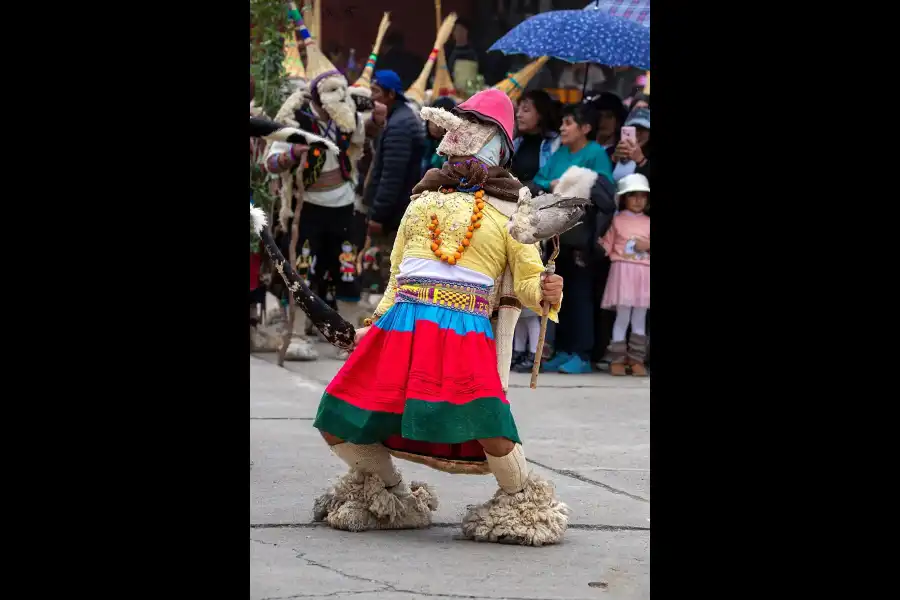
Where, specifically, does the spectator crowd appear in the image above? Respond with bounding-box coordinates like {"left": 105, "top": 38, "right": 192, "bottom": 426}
{"left": 379, "top": 84, "right": 652, "bottom": 375}
{"left": 251, "top": 9, "right": 651, "bottom": 375}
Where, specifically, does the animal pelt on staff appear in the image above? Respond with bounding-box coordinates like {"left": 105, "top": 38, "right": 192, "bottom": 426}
{"left": 249, "top": 116, "right": 339, "bottom": 153}
{"left": 250, "top": 204, "right": 356, "bottom": 350}
{"left": 250, "top": 113, "right": 345, "bottom": 230}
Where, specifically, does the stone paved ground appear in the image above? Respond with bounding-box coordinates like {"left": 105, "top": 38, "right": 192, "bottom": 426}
{"left": 251, "top": 347, "right": 650, "bottom": 600}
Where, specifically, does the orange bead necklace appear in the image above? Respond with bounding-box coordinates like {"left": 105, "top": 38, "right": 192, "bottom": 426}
{"left": 428, "top": 189, "right": 486, "bottom": 265}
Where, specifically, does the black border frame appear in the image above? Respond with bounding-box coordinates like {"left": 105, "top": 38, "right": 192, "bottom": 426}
{"left": 44, "top": 0, "right": 844, "bottom": 595}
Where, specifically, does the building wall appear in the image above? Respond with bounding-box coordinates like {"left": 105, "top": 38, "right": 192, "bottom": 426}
{"left": 316, "top": 0, "right": 475, "bottom": 59}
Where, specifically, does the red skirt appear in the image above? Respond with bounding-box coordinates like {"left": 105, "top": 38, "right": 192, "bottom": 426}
{"left": 314, "top": 296, "right": 520, "bottom": 474}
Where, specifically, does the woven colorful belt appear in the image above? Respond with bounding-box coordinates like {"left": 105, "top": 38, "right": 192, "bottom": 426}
{"left": 307, "top": 168, "right": 347, "bottom": 192}
{"left": 395, "top": 279, "right": 492, "bottom": 318}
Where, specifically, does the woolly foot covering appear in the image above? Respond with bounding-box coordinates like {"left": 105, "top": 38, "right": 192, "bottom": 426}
{"left": 461, "top": 473, "right": 569, "bottom": 546}
{"left": 312, "top": 470, "right": 439, "bottom": 532}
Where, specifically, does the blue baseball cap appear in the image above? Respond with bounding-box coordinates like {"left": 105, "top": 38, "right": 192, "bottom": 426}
{"left": 372, "top": 70, "right": 406, "bottom": 100}
{"left": 625, "top": 107, "right": 650, "bottom": 130}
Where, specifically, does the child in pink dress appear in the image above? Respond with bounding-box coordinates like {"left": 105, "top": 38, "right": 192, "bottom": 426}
{"left": 600, "top": 173, "right": 650, "bottom": 377}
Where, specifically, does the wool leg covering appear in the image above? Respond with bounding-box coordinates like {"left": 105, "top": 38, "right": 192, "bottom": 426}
{"left": 485, "top": 444, "right": 529, "bottom": 494}
{"left": 330, "top": 442, "right": 401, "bottom": 487}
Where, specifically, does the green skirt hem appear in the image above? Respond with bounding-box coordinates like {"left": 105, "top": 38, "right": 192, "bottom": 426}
{"left": 313, "top": 393, "right": 521, "bottom": 445}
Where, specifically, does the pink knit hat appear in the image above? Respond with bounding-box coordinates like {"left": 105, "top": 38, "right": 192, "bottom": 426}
{"left": 454, "top": 89, "right": 515, "bottom": 163}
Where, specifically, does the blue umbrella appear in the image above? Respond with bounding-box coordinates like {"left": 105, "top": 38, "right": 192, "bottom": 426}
{"left": 584, "top": 0, "right": 651, "bottom": 29}
{"left": 489, "top": 10, "right": 650, "bottom": 70}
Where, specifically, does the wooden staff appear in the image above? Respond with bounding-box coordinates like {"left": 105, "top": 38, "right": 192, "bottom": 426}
{"left": 531, "top": 235, "right": 560, "bottom": 389}
{"left": 277, "top": 146, "right": 309, "bottom": 367}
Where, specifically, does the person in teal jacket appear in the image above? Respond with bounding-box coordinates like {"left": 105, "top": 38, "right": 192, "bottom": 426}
{"left": 531, "top": 103, "right": 613, "bottom": 193}
{"left": 532, "top": 103, "right": 614, "bottom": 375}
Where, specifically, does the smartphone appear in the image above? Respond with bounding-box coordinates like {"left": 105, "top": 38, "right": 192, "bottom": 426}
{"left": 621, "top": 126, "right": 637, "bottom": 144}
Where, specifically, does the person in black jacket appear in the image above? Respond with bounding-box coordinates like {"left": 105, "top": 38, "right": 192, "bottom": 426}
{"left": 365, "top": 70, "right": 426, "bottom": 239}
{"left": 612, "top": 108, "right": 650, "bottom": 181}
{"left": 589, "top": 172, "right": 622, "bottom": 367}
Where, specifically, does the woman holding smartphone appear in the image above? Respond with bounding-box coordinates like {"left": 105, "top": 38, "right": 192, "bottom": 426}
{"left": 612, "top": 108, "right": 650, "bottom": 183}
{"left": 592, "top": 108, "right": 650, "bottom": 369}
{"left": 608, "top": 108, "right": 651, "bottom": 371}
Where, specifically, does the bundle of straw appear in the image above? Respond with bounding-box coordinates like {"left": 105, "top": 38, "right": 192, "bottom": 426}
{"left": 283, "top": 35, "right": 307, "bottom": 80}
{"left": 352, "top": 12, "right": 391, "bottom": 90}
{"left": 429, "top": 0, "right": 456, "bottom": 99}
{"left": 494, "top": 56, "right": 549, "bottom": 102}
{"left": 301, "top": 0, "right": 316, "bottom": 39}
{"left": 283, "top": 4, "right": 307, "bottom": 80}
{"left": 313, "top": 0, "right": 322, "bottom": 46}
{"left": 406, "top": 13, "right": 457, "bottom": 106}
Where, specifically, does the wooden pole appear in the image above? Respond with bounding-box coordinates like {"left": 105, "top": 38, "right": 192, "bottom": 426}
{"left": 276, "top": 147, "right": 308, "bottom": 367}
{"left": 530, "top": 235, "right": 560, "bottom": 389}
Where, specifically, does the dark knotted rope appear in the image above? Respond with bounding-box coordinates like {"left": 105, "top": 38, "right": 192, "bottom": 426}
{"left": 255, "top": 222, "right": 356, "bottom": 350}
{"left": 250, "top": 116, "right": 353, "bottom": 349}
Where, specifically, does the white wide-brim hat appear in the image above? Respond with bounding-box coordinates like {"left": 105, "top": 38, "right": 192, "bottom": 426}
{"left": 616, "top": 173, "right": 650, "bottom": 196}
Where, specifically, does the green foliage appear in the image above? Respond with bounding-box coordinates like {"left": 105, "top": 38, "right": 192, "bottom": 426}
{"left": 250, "top": 0, "right": 290, "bottom": 252}
{"left": 250, "top": 0, "right": 291, "bottom": 118}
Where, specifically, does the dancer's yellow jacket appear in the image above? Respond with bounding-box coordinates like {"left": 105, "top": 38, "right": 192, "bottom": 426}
{"left": 375, "top": 190, "right": 560, "bottom": 322}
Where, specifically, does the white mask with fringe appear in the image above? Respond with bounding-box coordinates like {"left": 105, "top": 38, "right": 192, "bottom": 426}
{"left": 316, "top": 74, "right": 356, "bottom": 133}
{"left": 421, "top": 106, "right": 498, "bottom": 162}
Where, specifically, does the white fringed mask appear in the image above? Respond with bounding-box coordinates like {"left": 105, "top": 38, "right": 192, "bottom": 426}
{"left": 316, "top": 74, "right": 356, "bottom": 133}
{"left": 421, "top": 106, "right": 498, "bottom": 162}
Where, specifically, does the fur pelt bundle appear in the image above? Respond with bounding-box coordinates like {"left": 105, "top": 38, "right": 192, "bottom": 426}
{"left": 313, "top": 470, "right": 439, "bottom": 531}
{"left": 461, "top": 473, "right": 569, "bottom": 546}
